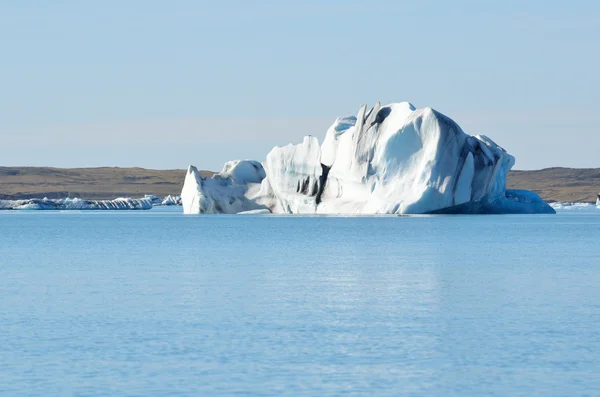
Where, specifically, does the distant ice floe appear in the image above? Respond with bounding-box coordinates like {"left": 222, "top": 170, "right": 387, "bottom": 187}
{"left": 0, "top": 197, "right": 153, "bottom": 210}
{"left": 145, "top": 194, "right": 182, "bottom": 206}
{"left": 161, "top": 195, "right": 182, "bottom": 206}
{"left": 182, "top": 101, "right": 555, "bottom": 215}
{"left": 550, "top": 202, "right": 598, "bottom": 210}
{"left": 0, "top": 194, "right": 185, "bottom": 211}
{"left": 144, "top": 195, "right": 163, "bottom": 205}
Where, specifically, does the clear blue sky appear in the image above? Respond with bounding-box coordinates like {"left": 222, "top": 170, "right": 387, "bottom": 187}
{"left": 1, "top": 1, "right": 598, "bottom": 170}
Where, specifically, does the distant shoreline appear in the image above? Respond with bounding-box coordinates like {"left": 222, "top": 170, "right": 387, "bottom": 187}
{"left": 1, "top": 166, "right": 598, "bottom": 203}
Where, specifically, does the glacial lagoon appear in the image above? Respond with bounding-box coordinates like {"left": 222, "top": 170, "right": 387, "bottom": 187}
{"left": 1, "top": 206, "right": 599, "bottom": 396}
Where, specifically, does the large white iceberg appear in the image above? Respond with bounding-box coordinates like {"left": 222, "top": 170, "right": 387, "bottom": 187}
{"left": 0, "top": 197, "right": 153, "bottom": 210}
{"left": 182, "top": 102, "right": 555, "bottom": 215}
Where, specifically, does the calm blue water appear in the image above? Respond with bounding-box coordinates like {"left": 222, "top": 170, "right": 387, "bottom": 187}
{"left": 1, "top": 207, "right": 599, "bottom": 396}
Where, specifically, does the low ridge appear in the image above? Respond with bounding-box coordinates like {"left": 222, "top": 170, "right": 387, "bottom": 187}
{"left": 0, "top": 166, "right": 598, "bottom": 203}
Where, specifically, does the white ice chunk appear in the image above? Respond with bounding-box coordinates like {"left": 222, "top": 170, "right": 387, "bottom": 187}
{"left": 161, "top": 194, "right": 181, "bottom": 206}
{"left": 238, "top": 209, "right": 272, "bottom": 215}
{"left": 219, "top": 160, "right": 266, "bottom": 184}
{"left": 263, "top": 136, "right": 323, "bottom": 214}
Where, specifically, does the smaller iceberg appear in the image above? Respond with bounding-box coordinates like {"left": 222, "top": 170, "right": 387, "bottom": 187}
{"left": 144, "top": 194, "right": 182, "bottom": 206}
{"left": 0, "top": 197, "right": 153, "bottom": 210}
{"left": 597, "top": 193, "right": 600, "bottom": 208}
{"left": 161, "top": 194, "right": 182, "bottom": 206}
{"left": 182, "top": 160, "right": 269, "bottom": 214}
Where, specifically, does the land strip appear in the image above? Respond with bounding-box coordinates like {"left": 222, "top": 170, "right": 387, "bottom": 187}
{"left": 1, "top": 166, "right": 598, "bottom": 203}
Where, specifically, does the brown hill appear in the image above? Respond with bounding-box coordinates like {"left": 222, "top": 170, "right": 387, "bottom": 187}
{"left": 0, "top": 167, "right": 213, "bottom": 200}
{"left": 0, "top": 166, "right": 598, "bottom": 203}
{"left": 507, "top": 167, "right": 600, "bottom": 203}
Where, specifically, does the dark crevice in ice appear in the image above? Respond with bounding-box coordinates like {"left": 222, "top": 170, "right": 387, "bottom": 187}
{"left": 375, "top": 106, "right": 391, "bottom": 125}
{"left": 300, "top": 177, "right": 310, "bottom": 195}
{"left": 311, "top": 180, "right": 319, "bottom": 196}
{"left": 315, "top": 164, "right": 330, "bottom": 205}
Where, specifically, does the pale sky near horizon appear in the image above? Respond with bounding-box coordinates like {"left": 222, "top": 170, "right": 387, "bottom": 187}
{"left": 1, "top": 1, "right": 599, "bottom": 171}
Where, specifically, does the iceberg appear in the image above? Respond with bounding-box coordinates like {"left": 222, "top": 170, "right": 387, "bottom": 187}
{"left": 144, "top": 194, "right": 163, "bottom": 205}
{"left": 161, "top": 194, "right": 182, "bottom": 206}
{"left": 0, "top": 197, "right": 153, "bottom": 210}
{"left": 182, "top": 102, "right": 555, "bottom": 215}
{"left": 182, "top": 160, "right": 268, "bottom": 214}
{"left": 144, "top": 194, "right": 182, "bottom": 206}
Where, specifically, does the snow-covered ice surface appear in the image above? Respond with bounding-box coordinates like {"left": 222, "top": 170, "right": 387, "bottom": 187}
{"left": 0, "top": 197, "right": 153, "bottom": 210}
{"left": 182, "top": 102, "right": 555, "bottom": 215}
